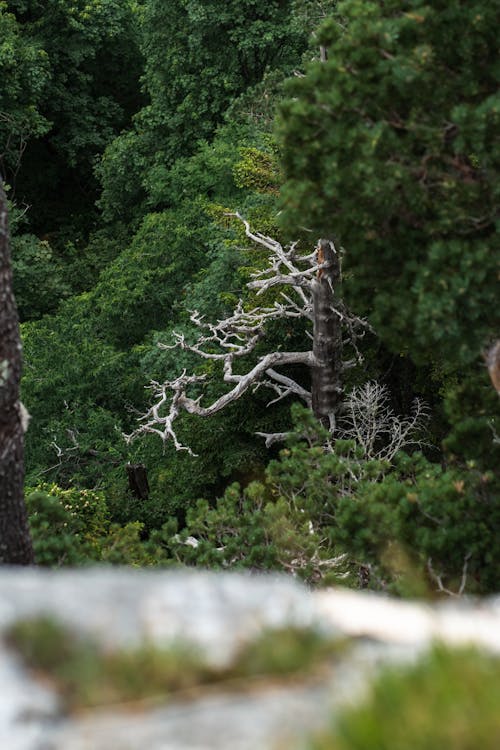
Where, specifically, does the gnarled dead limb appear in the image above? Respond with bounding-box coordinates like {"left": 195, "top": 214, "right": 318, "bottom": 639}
{"left": 127, "top": 351, "right": 314, "bottom": 454}
{"left": 128, "top": 216, "right": 370, "bottom": 452}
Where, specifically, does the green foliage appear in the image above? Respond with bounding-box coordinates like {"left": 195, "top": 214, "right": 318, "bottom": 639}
{"left": 166, "top": 405, "right": 500, "bottom": 594}
{"left": 224, "top": 69, "right": 289, "bottom": 134}
{"left": 0, "top": 4, "right": 50, "bottom": 175}
{"left": 127, "top": 390, "right": 277, "bottom": 531}
{"left": 168, "top": 484, "right": 280, "bottom": 571}
{"left": 9, "top": 0, "right": 498, "bottom": 591}
{"left": 163, "top": 410, "right": 352, "bottom": 583}
{"left": 11, "top": 233, "right": 71, "bottom": 320}
{"left": 8, "top": 616, "right": 208, "bottom": 710}
{"left": 233, "top": 146, "right": 281, "bottom": 195}
{"left": 25, "top": 484, "right": 170, "bottom": 567}
{"left": 90, "top": 207, "right": 216, "bottom": 348}
{"left": 270, "top": 409, "right": 499, "bottom": 594}
{"left": 309, "top": 646, "right": 500, "bottom": 750}
{"left": 290, "top": 0, "right": 339, "bottom": 36}
{"left": 331, "top": 450, "right": 500, "bottom": 595}
{"left": 443, "top": 374, "right": 500, "bottom": 470}
{"left": 141, "top": 0, "right": 307, "bottom": 158}
{"left": 7, "top": 0, "right": 144, "bottom": 231}
{"left": 21, "top": 304, "right": 134, "bottom": 487}
{"left": 9, "top": 615, "right": 336, "bottom": 711}
{"left": 26, "top": 485, "right": 109, "bottom": 565}
{"left": 97, "top": 0, "right": 308, "bottom": 221}
{"left": 21, "top": 100, "right": 289, "bottom": 517}
{"left": 20, "top": 197, "right": 277, "bottom": 517}
{"left": 277, "top": 0, "right": 500, "bottom": 498}
{"left": 98, "top": 522, "right": 166, "bottom": 567}
{"left": 95, "top": 128, "right": 150, "bottom": 226}
{"left": 11, "top": 0, "right": 312, "bottom": 529}
{"left": 230, "top": 626, "right": 341, "bottom": 678}
{"left": 279, "top": 0, "right": 500, "bottom": 366}
{"left": 28, "top": 379, "right": 494, "bottom": 598}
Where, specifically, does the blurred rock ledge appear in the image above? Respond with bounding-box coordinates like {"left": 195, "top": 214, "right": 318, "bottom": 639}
{"left": 1, "top": 568, "right": 500, "bottom": 750}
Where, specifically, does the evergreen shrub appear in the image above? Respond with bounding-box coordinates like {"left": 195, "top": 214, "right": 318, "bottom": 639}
{"left": 167, "top": 406, "right": 500, "bottom": 594}
{"left": 309, "top": 646, "right": 500, "bottom": 750}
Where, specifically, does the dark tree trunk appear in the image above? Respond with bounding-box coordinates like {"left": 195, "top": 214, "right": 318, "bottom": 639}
{"left": 126, "top": 463, "right": 150, "bottom": 500}
{"left": 0, "top": 179, "right": 34, "bottom": 565}
{"left": 311, "top": 238, "right": 343, "bottom": 430}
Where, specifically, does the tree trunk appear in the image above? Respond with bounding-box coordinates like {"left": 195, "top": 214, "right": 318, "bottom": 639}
{"left": 126, "top": 463, "right": 150, "bottom": 500}
{"left": 485, "top": 340, "right": 500, "bottom": 394}
{"left": 311, "top": 238, "right": 342, "bottom": 430}
{"left": 0, "top": 179, "right": 34, "bottom": 565}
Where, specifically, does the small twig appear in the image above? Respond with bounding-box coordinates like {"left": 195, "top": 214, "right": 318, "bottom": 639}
{"left": 427, "top": 552, "right": 472, "bottom": 597}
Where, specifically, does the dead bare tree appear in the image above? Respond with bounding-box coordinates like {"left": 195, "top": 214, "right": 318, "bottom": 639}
{"left": 339, "top": 382, "right": 428, "bottom": 462}
{"left": 127, "top": 215, "right": 370, "bottom": 454}
{"left": 0, "top": 178, "right": 34, "bottom": 564}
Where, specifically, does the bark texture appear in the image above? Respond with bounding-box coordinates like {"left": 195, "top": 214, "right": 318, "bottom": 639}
{"left": 485, "top": 340, "right": 500, "bottom": 394}
{"left": 0, "top": 179, "right": 34, "bottom": 564}
{"left": 311, "top": 239, "right": 342, "bottom": 429}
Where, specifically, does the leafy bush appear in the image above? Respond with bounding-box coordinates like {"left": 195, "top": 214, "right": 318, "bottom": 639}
{"left": 331, "top": 450, "right": 500, "bottom": 595}
{"left": 308, "top": 646, "right": 500, "bottom": 750}
{"left": 26, "top": 484, "right": 168, "bottom": 567}
{"left": 26, "top": 485, "right": 109, "bottom": 566}
{"left": 160, "top": 408, "right": 372, "bottom": 585}
{"left": 9, "top": 616, "right": 335, "bottom": 712}
{"left": 99, "top": 522, "right": 168, "bottom": 567}
{"left": 11, "top": 234, "right": 71, "bottom": 320}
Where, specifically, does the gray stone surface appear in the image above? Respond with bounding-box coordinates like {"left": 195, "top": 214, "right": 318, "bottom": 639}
{"left": 0, "top": 568, "right": 320, "bottom": 665}
{"left": 2, "top": 568, "right": 500, "bottom": 750}
{"left": 47, "top": 682, "right": 335, "bottom": 750}
{"left": 0, "top": 640, "right": 60, "bottom": 750}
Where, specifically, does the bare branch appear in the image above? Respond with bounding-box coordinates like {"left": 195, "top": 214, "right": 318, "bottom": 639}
{"left": 254, "top": 431, "right": 292, "bottom": 448}
{"left": 129, "top": 214, "right": 361, "bottom": 453}
{"left": 427, "top": 553, "right": 472, "bottom": 597}
{"left": 263, "top": 368, "right": 312, "bottom": 407}
{"left": 127, "top": 352, "right": 314, "bottom": 452}
{"left": 489, "top": 420, "right": 500, "bottom": 446}
{"left": 228, "top": 211, "right": 317, "bottom": 308}
{"left": 339, "top": 382, "right": 428, "bottom": 461}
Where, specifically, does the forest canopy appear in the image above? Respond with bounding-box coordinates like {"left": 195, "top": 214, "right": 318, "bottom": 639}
{"left": 1, "top": 0, "right": 498, "bottom": 593}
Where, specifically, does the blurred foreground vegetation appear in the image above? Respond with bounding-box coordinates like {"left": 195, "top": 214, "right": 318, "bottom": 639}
{"left": 9, "top": 616, "right": 337, "bottom": 710}
{"left": 308, "top": 646, "right": 500, "bottom": 750}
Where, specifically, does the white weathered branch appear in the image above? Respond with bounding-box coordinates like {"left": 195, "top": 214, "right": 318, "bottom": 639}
{"left": 128, "top": 214, "right": 384, "bottom": 453}
{"left": 339, "top": 382, "right": 428, "bottom": 461}
{"left": 127, "top": 352, "right": 315, "bottom": 453}
{"left": 229, "top": 211, "right": 317, "bottom": 308}
{"left": 254, "top": 431, "right": 292, "bottom": 448}
{"left": 126, "top": 215, "right": 327, "bottom": 451}
{"left": 427, "top": 553, "right": 472, "bottom": 597}
{"left": 264, "top": 368, "right": 312, "bottom": 407}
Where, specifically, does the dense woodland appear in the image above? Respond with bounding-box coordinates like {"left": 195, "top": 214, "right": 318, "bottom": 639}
{"left": 1, "top": 0, "right": 499, "bottom": 593}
